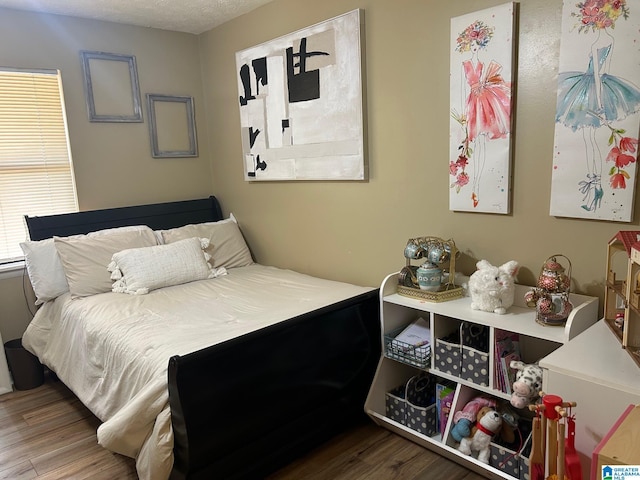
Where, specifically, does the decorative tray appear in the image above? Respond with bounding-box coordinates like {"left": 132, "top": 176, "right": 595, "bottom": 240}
{"left": 397, "top": 284, "right": 464, "bottom": 302}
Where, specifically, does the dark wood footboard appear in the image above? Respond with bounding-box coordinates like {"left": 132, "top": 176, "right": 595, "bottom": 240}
{"left": 167, "top": 289, "right": 381, "bottom": 480}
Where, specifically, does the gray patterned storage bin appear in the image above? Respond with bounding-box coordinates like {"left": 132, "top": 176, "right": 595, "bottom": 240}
{"left": 385, "top": 374, "right": 437, "bottom": 437}
{"left": 461, "top": 321, "right": 489, "bottom": 351}
{"left": 406, "top": 375, "right": 437, "bottom": 436}
{"left": 385, "top": 385, "right": 406, "bottom": 424}
{"left": 518, "top": 430, "right": 532, "bottom": 480}
{"left": 461, "top": 346, "right": 489, "bottom": 386}
{"left": 489, "top": 429, "right": 532, "bottom": 480}
{"left": 406, "top": 402, "right": 437, "bottom": 436}
{"left": 489, "top": 443, "right": 520, "bottom": 478}
{"left": 519, "top": 456, "right": 530, "bottom": 480}
{"left": 434, "top": 332, "right": 461, "bottom": 376}
{"left": 460, "top": 322, "right": 489, "bottom": 386}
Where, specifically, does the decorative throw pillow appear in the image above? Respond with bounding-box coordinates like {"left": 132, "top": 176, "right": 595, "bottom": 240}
{"left": 160, "top": 214, "right": 253, "bottom": 269}
{"left": 54, "top": 227, "right": 157, "bottom": 298}
{"left": 108, "top": 237, "right": 226, "bottom": 295}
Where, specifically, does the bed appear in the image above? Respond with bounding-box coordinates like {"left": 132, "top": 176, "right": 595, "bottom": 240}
{"left": 20, "top": 196, "right": 380, "bottom": 480}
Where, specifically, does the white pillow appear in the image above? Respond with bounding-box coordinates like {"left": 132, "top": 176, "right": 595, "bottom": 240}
{"left": 20, "top": 238, "right": 69, "bottom": 305}
{"left": 108, "top": 237, "right": 227, "bottom": 295}
{"left": 160, "top": 214, "right": 253, "bottom": 269}
{"left": 20, "top": 225, "right": 153, "bottom": 304}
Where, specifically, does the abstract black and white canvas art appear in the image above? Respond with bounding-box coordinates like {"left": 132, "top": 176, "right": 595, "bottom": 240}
{"left": 236, "top": 9, "right": 366, "bottom": 181}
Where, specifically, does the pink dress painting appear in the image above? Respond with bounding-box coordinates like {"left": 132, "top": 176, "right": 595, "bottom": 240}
{"left": 463, "top": 60, "right": 511, "bottom": 143}
{"left": 449, "top": 3, "right": 516, "bottom": 214}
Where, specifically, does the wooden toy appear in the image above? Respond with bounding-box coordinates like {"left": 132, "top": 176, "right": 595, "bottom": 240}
{"left": 605, "top": 231, "right": 640, "bottom": 367}
{"left": 528, "top": 393, "right": 580, "bottom": 480}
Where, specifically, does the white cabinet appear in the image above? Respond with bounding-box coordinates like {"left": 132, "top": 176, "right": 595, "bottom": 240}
{"left": 365, "top": 273, "right": 599, "bottom": 479}
{"left": 539, "top": 320, "right": 640, "bottom": 479}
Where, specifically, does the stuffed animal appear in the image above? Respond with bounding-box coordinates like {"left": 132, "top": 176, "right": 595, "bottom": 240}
{"left": 495, "top": 401, "right": 518, "bottom": 445}
{"left": 509, "top": 360, "right": 543, "bottom": 409}
{"left": 450, "top": 396, "right": 497, "bottom": 442}
{"left": 457, "top": 406, "right": 503, "bottom": 464}
{"left": 469, "top": 260, "right": 519, "bottom": 314}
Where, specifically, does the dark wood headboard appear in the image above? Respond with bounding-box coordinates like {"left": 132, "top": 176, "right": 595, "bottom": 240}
{"left": 24, "top": 196, "right": 224, "bottom": 241}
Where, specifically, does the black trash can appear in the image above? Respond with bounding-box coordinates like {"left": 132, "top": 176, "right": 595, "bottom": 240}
{"left": 4, "top": 338, "right": 44, "bottom": 390}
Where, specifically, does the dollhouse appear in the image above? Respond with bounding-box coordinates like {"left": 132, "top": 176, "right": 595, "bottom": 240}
{"left": 604, "top": 231, "right": 640, "bottom": 367}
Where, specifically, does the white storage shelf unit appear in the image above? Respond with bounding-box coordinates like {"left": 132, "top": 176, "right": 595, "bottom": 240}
{"left": 540, "top": 320, "right": 640, "bottom": 477}
{"left": 365, "top": 273, "right": 599, "bottom": 480}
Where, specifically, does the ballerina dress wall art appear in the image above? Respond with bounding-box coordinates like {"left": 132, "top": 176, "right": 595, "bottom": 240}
{"left": 449, "top": 3, "right": 517, "bottom": 214}
{"left": 551, "top": 0, "right": 640, "bottom": 222}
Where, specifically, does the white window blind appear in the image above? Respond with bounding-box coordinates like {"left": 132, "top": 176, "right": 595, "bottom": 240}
{"left": 0, "top": 69, "right": 78, "bottom": 263}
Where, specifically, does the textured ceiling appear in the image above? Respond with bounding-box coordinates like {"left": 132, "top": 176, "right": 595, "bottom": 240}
{"left": 0, "top": 0, "right": 275, "bottom": 34}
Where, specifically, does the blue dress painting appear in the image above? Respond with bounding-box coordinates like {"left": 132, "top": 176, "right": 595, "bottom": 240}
{"left": 556, "top": 45, "right": 640, "bottom": 131}
{"left": 550, "top": 0, "right": 640, "bottom": 221}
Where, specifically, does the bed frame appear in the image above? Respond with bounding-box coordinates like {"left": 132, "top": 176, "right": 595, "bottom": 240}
{"left": 25, "top": 196, "right": 381, "bottom": 480}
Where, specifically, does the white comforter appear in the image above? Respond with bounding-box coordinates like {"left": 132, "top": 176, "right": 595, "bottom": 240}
{"left": 22, "top": 264, "right": 373, "bottom": 480}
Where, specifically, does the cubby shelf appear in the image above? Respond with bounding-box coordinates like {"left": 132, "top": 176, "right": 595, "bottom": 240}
{"left": 365, "top": 272, "right": 599, "bottom": 480}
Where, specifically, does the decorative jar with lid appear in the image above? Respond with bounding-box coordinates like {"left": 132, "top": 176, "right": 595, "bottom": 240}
{"left": 525, "top": 255, "right": 573, "bottom": 326}
{"left": 416, "top": 262, "right": 442, "bottom": 291}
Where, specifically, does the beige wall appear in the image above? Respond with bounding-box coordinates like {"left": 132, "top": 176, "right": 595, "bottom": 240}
{"left": 200, "top": 0, "right": 633, "bottom": 302}
{"left": 0, "top": 0, "right": 634, "bottom": 340}
{"left": 0, "top": 8, "right": 212, "bottom": 340}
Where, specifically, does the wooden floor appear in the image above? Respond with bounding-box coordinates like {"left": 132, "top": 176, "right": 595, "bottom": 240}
{"left": 267, "top": 423, "right": 487, "bottom": 480}
{"left": 0, "top": 375, "right": 485, "bottom": 479}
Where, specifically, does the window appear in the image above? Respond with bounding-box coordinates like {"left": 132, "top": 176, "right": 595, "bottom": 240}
{"left": 0, "top": 69, "right": 78, "bottom": 263}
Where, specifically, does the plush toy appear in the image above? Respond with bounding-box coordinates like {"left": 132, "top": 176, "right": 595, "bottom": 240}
{"left": 457, "top": 406, "right": 503, "bottom": 464}
{"left": 509, "top": 360, "right": 543, "bottom": 409}
{"left": 495, "top": 401, "right": 518, "bottom": 445}
{"left": 450, "top": 396, "right": 497, "bottom": 442}
{"left": 469, "top": 260, "right": 519, "bottom": 314}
